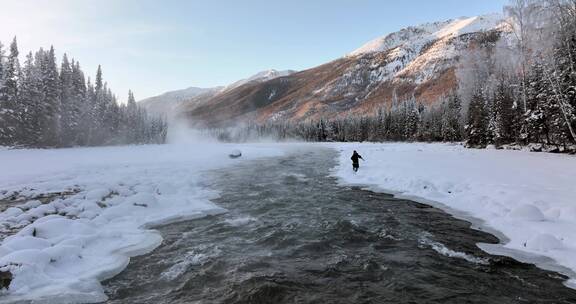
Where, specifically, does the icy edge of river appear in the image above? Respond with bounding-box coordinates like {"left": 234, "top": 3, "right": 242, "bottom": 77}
{"left": 331, "top": 142, "right": 576, "bottom": 289}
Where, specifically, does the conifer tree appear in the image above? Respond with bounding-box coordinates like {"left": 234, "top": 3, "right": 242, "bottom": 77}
{"left": 0, "top": 38, "right": 21, "bottom": 146}
{"left": 493, "top": 78, "right": 516, "bottom": 145}
{"left": 465, "top": 91, "right": 489, "bottom": 147}
{"left": 38, "top": 46, "right": 61, "bottom": 147}
{"left": 441, "top": 93, "right": 462, "bottom": 141}
{"left": 60, "top": 54, "right": 77, "bottom": 146}
{"left": 19, "top": 52, "right": 43, "bottom": 144}
{"left": 0, "top": 39, "right": 167, "bottom": 148}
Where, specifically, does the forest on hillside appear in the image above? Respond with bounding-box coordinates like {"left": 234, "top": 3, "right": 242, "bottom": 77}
{"left": 211, "top": 0, "right": 576, "bottom": 153}
{"left": 0, "top": 40, "right": 167, "bottom": 148}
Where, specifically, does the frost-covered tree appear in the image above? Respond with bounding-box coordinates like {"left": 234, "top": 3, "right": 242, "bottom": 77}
{"left": 492, "top": 77, "right": 516, "bottom": 144}
{"left": 59, "top": 54, "right": 81, "bottom": 146}
{"left": 441, "top": 93, "right": 463, "bottom": 141}
{"left": 465, "top": 91, "right": 490, "bottom": 147}
{"left": 38, "top": 46, "right": 61, "bottom": 147}
{"left": 505, "top": 0, "right": 547, "bottom": 111}
{"left": 0, "top": 38, "right": 21, "bottom": 146}
{"left": 19, "top": 52, "right": 43, "bottom": 145}
{"left": 0, "top": 39, "right": 167, "bottom": 148}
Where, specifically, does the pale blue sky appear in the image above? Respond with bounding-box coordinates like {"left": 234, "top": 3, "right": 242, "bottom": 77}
{"left": 0, "top": 0, "right": 508, "bottom": 101}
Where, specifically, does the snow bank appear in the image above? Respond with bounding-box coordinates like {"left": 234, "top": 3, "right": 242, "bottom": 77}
{"left": 334, "top": 143, "right": 576, "bottom": 286}
{"left": 0, "top": 143, "right": 283, "bottom": 303}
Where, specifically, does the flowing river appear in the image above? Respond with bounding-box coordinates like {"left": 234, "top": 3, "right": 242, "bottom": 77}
{"left": 103, "top": 147, "right": 576, "bottom": 303}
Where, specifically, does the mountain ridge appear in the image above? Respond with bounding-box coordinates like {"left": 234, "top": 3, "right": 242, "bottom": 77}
{"left": 177, "top": 14, "right": 509, "bottom": 126}
{"left": 139, "top": 69, "right": 297, "bottom": 117}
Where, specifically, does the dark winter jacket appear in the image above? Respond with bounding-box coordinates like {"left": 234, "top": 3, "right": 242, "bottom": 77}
{"left": 351, "top": 152, "right": 363, "bottom": 164}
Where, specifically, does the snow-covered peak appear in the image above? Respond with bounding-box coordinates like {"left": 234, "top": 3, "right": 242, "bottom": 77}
{"left": 248, "top": 69, "right": 295, "bottom": 81}
{"left": 224, "top": 69, "right": 296, "bottom": 91}
{"left": 348, "top": 14, "right": 505, "bottom": 57}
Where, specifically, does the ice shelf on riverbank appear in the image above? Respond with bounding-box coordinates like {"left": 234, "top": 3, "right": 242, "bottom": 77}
{"left": 0, "top": 143, "right": 284, "bottom": 303}
{"left": 334, "top": 142, "right": 576, "bottom": 286}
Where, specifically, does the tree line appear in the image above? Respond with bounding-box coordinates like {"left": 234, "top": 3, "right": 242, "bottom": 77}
{"left": 460, "top": 0, "right": 576, "bottom": 151}
{"left": 204, "top": 94, "right": 464, "bottom": 144}
{"left": 209, "top": 0, "right": 576, "bottom": 153}
{"left": 0, "top": 38, "right": 167, "bottom": 148}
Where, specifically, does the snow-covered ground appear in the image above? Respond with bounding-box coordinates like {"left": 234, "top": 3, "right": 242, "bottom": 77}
{"left": 2, "top": 141, "right": 576, "bottom": 303}
{"left": 0, "top": 143, "right": 284, "bottom": 303}
{"left": 334, "top": 142, "right": 576, "bottom": 287}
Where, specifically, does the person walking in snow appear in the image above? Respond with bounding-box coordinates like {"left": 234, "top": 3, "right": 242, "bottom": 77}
{"left": 351, "top": 150, "right": 364, "bottom": 172}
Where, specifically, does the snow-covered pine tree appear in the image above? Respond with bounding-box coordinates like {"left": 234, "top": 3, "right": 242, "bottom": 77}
{"left": 59, "top": 54, "right": 78, "bottom": 146}
{"left": 548, "top": 0, "right": 576, "bottom": 145}
{"left": 465, "top": 90, "right": 490, "bottom": 147}
{"left": 441, "top": 92, "right": 462, "bottom": 142}
{"left": 0, "top": 38, "right": 21, "bottom": 146}
{"left": 523, "top": 59, "right": 551, "bottom": 144}
{"left": 88, "top": 65, "right": 106, "bottom": 145}
{"left": 0, "top": 41, "right": 3, "bottom": 93}
{"left": 81, "top": 77, "right": 96, "bottom": 145}
{"left": 493, "top": 77, "right": 516, "bottom": 145}
{"left": 19, "top": 52, "right": 43, "bottom": 145}
{"left": 67, "top": 59, "right": 86, "bottom": 146}
{"left": 126, "top": 89, "right": 138, "bottom": 143}
{"left": 0, "top": 41, "right": 5, "bottom": 145}
{"left": 38, "top": 46, "right": 61, "bottom": 147}
{"left": 404, "top": 97, "right": 420, "bottom": 140}
{"left": 101, "top": 85, "right": 117, "bottom": 144}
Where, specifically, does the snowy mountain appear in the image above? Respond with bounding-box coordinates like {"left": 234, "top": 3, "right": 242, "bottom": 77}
{"left": 224, "top": 69, "right": 297, "bottom": 91}
{"left": 180, "top": 14, "right": 509, "bottom": 126}
{"left": 139, "top": 70, "right": 296, "bottom": 117}
{"left": 138, "top": 86, "right": 222, "bottom": 117}
{"left": 349, "top": 14, "right": 504, "bottom": 56}
{"left": 346, "top": 14, "right": 506, "bottom": 84}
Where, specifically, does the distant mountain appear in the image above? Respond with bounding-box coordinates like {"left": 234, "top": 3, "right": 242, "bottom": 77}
{"left": 179, "top": 14, "right": 509, "bottom": 126}
{"left": 139, "top": 70, "right": 296, "bottom": 117}
{"left": 138, "top": 86, "right": 222, "bottom": 117}
{"left": 223, "top": 69, "right": 297, "bottom": 92}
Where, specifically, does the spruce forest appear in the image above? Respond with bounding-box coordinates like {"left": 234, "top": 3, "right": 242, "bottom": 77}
{"left": 0, "top": 39, "right": 167, "bottom": 148}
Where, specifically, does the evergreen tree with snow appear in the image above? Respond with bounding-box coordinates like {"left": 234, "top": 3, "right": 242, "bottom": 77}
{"left": 19, "top": 52, "right": 43, "bottom": 145}
{"left": 126, "top": 89, "right": 138, "bottom": 143}
{"left": 523, "top": 59, "right": 551, "bottom": 144}
{"left": 38, "top": 46, "right": 61, "bottom": 147}
{"left": 0, "top": 41, "right": 5, "bottom": 144}
{"left": 59, "top": 54, "right": 78, "bottom": 146}
{"left": 0, "top": 38, "right": 21, "bottom": 146}
{"left": 492, "top": 77, "right": 516, "bottom": 145}
{"left": 465, "top": 90, "right": 489, "bottom": 147}
{"left": 404, "top": 98, "right": 420, "bottom": 140}
{"left": 441, "top": 92, "right": 462, "bottom": 142}
{"left": 0, "top": 39, "right": 166, "bottom": 148}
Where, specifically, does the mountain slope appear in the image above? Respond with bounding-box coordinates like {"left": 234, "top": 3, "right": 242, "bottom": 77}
{"left": 138, "top": 86, "right": 222, "bottom": 117}
{"left": 181, "top": 14, "right": 508, "bottom": 127}
{"left": 141, "top": 69, "right": 296, "bottom": 117}
{"left": 223, "top": 69, "right": 296, "bottom": 92}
